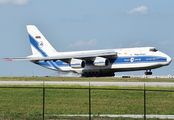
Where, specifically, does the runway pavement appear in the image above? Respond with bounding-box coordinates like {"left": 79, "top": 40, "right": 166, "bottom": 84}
{"left": 0, "top": 81, "right": 174, "bottom": 87}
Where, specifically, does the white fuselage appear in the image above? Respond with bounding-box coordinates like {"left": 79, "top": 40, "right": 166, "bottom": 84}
{"left": 7, "top": 25, "right": 172, "bottom": 77}
{"left": 35, "top": 47, "right": 172, "bottom": 75}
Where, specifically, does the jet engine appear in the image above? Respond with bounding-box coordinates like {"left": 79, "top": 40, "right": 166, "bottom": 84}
{"left": 70, "top": 59, "right": 85, "bottom": 68}
{"left": 93, "top": 57, "right": 110, "bottom": 66}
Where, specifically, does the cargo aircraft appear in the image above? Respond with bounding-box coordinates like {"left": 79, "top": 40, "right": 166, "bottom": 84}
{"left": 4, "top": 25, "right": 172, "bottom": 77}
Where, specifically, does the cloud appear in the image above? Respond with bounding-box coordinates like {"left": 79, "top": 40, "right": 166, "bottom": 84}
{"left": 0, "top": 0, "right": 29, "bottom": 5}
{"left": 0, "top": 0, "right": 8, "bottom": 4}
{"left": 118, "top": 44, "right": 122, "bottom": 48}
{"left": 158, "top": 40, "right": 169, "bottom": 46}
{"left": 129, "top": 41, "right": 141, "bottom": 47}
{"left": 68, "top": 38, "right": 97, "bottom": 48}
{"left": 127, "top": 6, "right": 148, "bottom": 14}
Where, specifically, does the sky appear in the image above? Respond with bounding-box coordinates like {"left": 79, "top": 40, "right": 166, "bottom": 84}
{"left": 1, "top": 0, "right": 174, "bottom": 77}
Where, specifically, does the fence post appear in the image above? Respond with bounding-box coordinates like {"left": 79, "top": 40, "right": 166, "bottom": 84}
{"left": 43, "top": 87, "right": 45, "bottom": 120}
{"left": 144, "top": 83, "right": 146, "bottom": 120}
{"left": 89, "top": 82, "right": 91, "bottom": 120}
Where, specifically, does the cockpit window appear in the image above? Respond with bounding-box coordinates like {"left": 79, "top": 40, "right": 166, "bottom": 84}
{"left": 149, "top": 48, "right": 158, "bottom": 52}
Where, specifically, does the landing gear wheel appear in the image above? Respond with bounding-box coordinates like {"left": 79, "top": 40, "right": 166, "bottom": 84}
{"left": 145, "top": 72, "right": 152, "bottom": 75}
{"left": 145, "top": 70, "right": 152, "bottom": 75}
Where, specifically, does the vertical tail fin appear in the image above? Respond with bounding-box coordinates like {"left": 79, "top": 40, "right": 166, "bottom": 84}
{"left": 27, "top": 25, "right": 57, "bottom": 57}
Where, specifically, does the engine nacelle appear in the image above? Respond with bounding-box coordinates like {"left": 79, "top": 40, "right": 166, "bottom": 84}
{"left": 70, "top": 59, "right": 85, "bottom": 68}
{"left": 93, "top": 57, "right": 110, "bottom": 67}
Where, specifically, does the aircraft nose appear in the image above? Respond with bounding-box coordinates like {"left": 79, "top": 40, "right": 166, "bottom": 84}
{"left": 167, "top": 56, "right": 172, "bottom": 65}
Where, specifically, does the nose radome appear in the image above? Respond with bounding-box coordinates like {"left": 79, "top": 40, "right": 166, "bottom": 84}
{"left": 167, "top": 56, "right": 172, "bottom": 65}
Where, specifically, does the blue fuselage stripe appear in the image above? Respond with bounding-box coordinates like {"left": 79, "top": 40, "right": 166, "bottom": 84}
{"left": 110, "top": 56, "right": 167, "bottom": 64}
{"left": 48, "top": 61, "right": 60, "bottom": 70}
{"left": 36, "top": 56, "right": 167, "bottom": 69}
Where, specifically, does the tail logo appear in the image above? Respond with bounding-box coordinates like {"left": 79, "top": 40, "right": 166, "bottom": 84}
{"left": 39, "top": 41, "right": 44, "bottom": 48}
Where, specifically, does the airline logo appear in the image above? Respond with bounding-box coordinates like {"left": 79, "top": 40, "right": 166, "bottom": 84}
{"left": 130, "top": 57, "right": 134, "bottom": 62}
{"left": 35, "top": 36, "right": 41, "bottom": 39}
{"left": 39, "top": 41, "right": 44, "bottom": 48}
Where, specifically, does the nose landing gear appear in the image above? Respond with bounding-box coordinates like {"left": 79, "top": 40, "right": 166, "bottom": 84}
{"left": 145, "top": 70, "right": 152, "bottom": 75}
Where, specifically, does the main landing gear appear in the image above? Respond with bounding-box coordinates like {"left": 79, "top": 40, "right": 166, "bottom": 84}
{"left": 145, "top": 70, "right": 152, "bottom": 75}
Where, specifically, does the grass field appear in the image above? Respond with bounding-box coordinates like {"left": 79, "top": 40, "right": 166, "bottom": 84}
{"left": 0, "top": 76, "right": 174, "bottom": 82}
{"left": 0, "top": 77, "right": 174, "bottom": 119}
{"left": 0, "top": 84, "right": 174, "bottom": 119}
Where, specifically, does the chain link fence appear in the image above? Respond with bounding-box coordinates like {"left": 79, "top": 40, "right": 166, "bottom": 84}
{"left": 0, "top": 83, "right": 174, "bottom": 120}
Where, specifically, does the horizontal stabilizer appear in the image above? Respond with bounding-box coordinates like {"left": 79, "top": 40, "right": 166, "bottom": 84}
{"left": 3, "top": 57, "right": 30, "bottom": 61}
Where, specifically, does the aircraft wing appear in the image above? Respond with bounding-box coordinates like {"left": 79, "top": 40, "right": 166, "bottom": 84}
{"left": 4, "top": 50, "right": 117, "bottom": 62}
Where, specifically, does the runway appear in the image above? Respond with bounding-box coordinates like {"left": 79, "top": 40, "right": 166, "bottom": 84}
{"left": 0, "top": 81, "right": 174, "bottom": 87}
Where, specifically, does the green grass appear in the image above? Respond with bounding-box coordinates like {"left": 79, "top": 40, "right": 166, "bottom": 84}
{"left": 0, "top": 85, "right": 174, "bottom": 119}
{"left": 1, "top": 76, "right": 174, "bottom": 82}
{"left": 43, "top": 116, "right": 174, "bottom": 120}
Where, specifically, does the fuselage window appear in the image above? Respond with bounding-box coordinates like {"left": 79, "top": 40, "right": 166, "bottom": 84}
{"left": 149, "top": 48, "right": 158, "bottom": 52}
